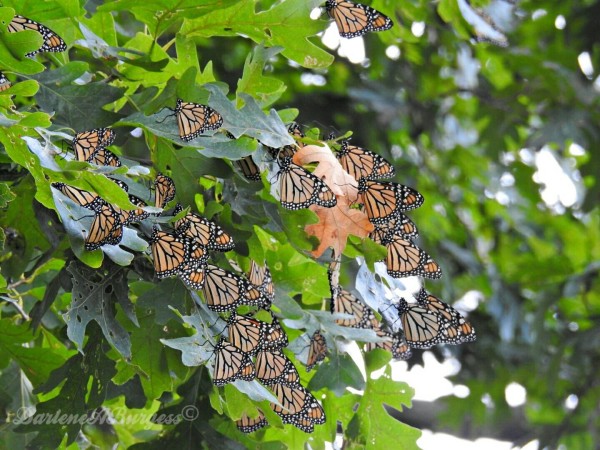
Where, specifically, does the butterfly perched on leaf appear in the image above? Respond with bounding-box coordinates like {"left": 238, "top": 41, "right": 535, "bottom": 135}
{"left": 7, "top": 14, "right": 67, "bottom": 57}
{"left": 236, "top": 410, "right": 268, "bottom": 434}
{"left": 269, "top": 382, "right": 326, "bottom": 433}
{"left": 357, "top": 177, "right": 424, "bottom": 225}
{"left": 255, "top": 349, "right": 300, "bottom": 386}
{"left": 395, "top": 298, "right": 444, "bottom": 349}
{"left": 212, "top": 337, "right": 255, "bottom": 386}
{"left": 149, "top": 227, "right": 195, "bottom": 278}
{"left": 201, "top": 265, "right": 270, "bottom": 312}
{"left": 335, "top": 140, "right": 394, "bottom": 181}
{"left": 278, "top": 156, "right": 337, "bottom": 210}
{"left": 325, "top": 0, "right": 393, "bottom": 39}
{"left": 331, "top": 289, "right": 378, "bottom": 329}
{"left": 247, "top": 260, "right": 275, "bottom": 302}
{"left": 305, "top": 330, "right": 328, "bottom": 372}
{"left": 173, "top": 203, "right": 234, "bottom": 252}
{"left": 415, "top": 288, "right": 476, "bottom": 344}
{"left": 161, "top": 99, "right": 224, "bottom": 142}
{"left": 236, "top": 155, "right": 262, "bottom": 181}
{"left": 154, "top": 173, "right": 176, "bottom": 209}
{"left": 379, "top": 234, "right": 442, "bottom": 279}
{"left": 369, "top": 214, "right": 419, "bottom": 241}
{"left": 71, "top": 128, "right": 121, "bottom": 167}
{"left": 365, "top": 327, "right": 413, "bottom": 361}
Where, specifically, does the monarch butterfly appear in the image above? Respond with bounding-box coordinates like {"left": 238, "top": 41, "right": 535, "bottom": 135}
{"left": 260, "top": 315, "right": 289, "bottom": 351}
{"left": 306, "top": 330, "right": 327, "bottom": 372}
{"left": 331, "top": 289, "right": 378, "bottom": 329}
{"left": 381, "top": 234, "right": 442, "bottom": 279}
{"left": 166, "top": 98, "right": 224, "bottom": 142}
{"left": 0, "top": 71, "right": 11, "bottom": 92}
{"left": 7, "top": 14, "right": 67, "bottom": 57}
{"left": 278, "top": 156, "right": 337, "bottom": 210}
{"left": 226, "top": 314, "right": 266, "bottom": 354}
{"left": 255, "top": 350, "right": 299, "bottom": 386}
{"left": 173, "top": 204, "right": 235, "bottom": 251}
{"left": 369, "top": 213, "right": 419, "bottom": 243}
{"left": 212, "top": 338, "right": 255, "bottom": 387}
{"left": 396, "top": 298, "right": 443, "bottom": 349}
{"left": 264, "top": 122, "right": 305, "bottom": 159}
{"left": 150, "top": 227, "right": 191, "bottom": 278}
{"left": 154, "top": 174, "right": 176, "bottom": 209}
{"left": 357, "top": 178, "right": 424, "bottom": 225}
{"left": 236, "top": 156, "right": 262, "bottom": 181}
{"left": 236, "top": 410, "right": 268, "bottom": 433}
{"left": 51, "top": 182, "right": 106, "bottom": 213}
{"left": 325, "top": 0, "right": 393, "bottom": 39}
{"left": 89, "top": 147, "right": 122, "bottom": 167}
{"left": 365, "top": 327, "right": 413, "bottom": 361}
{"left": 120, "top": 194, "right": 150, "bottom": 225}
{"left": 247, "top": 260, "right": 275, "bottom": 302}
{"left": 415, "top": 288, "right": 476, "bottom": 344}
{"left": 71, "top": 128, "right": 118, "bottom": 166}
{"left": 336, "top": 140, "right": 395, "bottom": 181}
{"left": 270, "top": 382, "right": 326, "bottom": 428}
{"left": 202, "top": 265, "right": 270, "bottom": 312}
{"left": 85, "top": 203, "right": 123, "bottom": 250}
{"left": 109, "top": 178, "right": 150, "bottom": 225}
{"left": 177, "top": 258, "right": 208, "bottom": 290}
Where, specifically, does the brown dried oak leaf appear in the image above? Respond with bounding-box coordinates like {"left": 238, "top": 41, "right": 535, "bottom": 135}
{"left": 294, "top": 145, "right": 373, "bottom": 258}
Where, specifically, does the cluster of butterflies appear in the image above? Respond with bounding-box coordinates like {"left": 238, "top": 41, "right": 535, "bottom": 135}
{"left": 155, "top": 95, "right": 440, "bottom": 283}
{"left": 51, "top": 127, "right": 175, "bottom": 250}
{"left": 146, "top": 184, "right": 326, "bottom": 432}
{"left": 0, "top": 1, "right": 392, "bottom": 91}
{"left": 214, "top": 293, "right": 326, "bottom": 434}
{"left": 233, "top": 119, "right": 443, "bottom": 281}
{"left": 50, "top": 126, "right": 328, "bottom": 433}
{"left": 330, "top": 281, "right": 476, "bottom": 360}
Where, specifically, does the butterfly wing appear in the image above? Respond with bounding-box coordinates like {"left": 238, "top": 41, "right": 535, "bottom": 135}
{"left": 326, "top": 0, "right": 393, "bottom": 38}
{"left": 279, "top": 158, "right": 337, "bottom": 209}
{"left": 336, "top": 141, "right": 394, "bottom": 180}
{"left": 8, "top": 15, "right": 66, "bottom": 57}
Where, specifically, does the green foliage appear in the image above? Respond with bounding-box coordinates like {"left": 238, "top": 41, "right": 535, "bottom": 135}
{"left": 1, "top": 0, "right": 599, "bottom": 449}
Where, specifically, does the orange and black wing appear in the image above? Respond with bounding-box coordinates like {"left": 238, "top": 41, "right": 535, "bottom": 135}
{"left": 279, "top": 157, "right": 336, "bottom": 210}
{"left": 325, "top": 0, "right": 393, "bottom": 38}
{"left": 175, "top": 99, "right": 223, "bottom": 141}
{"left": 8, "top": 15, "right": 66, "bottom": 57}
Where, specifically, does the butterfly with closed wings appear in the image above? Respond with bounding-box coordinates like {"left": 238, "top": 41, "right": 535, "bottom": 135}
{"left": 357, "top": 177, "right": 424, "bottom": 225}
{"left": 336, "top": 140, "right": 395, "bottom": 181}
{"left": 160, "top": 98, "right": 224, "bottom": 142}
{"left": 325, "top": 0, "right": 393, "bottom": 39}
{"left": 278, "top": 156, "right": 337, "bottom": 210}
